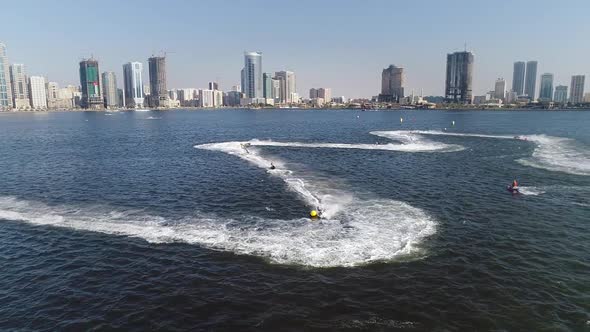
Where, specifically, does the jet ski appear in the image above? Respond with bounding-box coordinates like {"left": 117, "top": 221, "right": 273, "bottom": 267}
{"left": 507, "top": 185, "right": 519, "bottom": 193}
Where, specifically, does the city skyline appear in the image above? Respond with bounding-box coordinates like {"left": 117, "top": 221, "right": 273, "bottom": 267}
{"left": 2, "top": 0, "right": 589, "bottom": 99}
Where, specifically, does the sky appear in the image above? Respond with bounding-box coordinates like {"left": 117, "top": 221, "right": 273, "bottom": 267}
{"left": 2, "top": 0, "right": 590, "bottom": 98}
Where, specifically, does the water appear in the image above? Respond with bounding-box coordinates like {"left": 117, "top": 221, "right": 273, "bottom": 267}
{"left": 0, "top": 109, "right": 589, "bottom": 330}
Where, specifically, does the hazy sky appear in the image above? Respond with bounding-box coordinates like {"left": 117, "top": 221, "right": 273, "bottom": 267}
{"left": 3, "top": 0, "right": 589, "bottom": 98}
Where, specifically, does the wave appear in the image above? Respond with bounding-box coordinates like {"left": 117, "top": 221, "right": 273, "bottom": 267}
{"left": 0, "top": 194, "right": 436, "bottom": 268}
{"left": 400, "top": 130, "right": 590, "bottom": 176}
{"left": 517, "top": 186, "right": 546, "bottom": 196}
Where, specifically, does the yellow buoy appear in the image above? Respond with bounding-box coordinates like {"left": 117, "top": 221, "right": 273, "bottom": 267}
{"left": 310, "top": 210, "right": 318, "bottom": 218}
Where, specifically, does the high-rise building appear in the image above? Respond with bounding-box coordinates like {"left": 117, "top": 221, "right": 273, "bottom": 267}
{"left": 28, "top": 76, "right": 47, "bottom": 109}
{"left": 318, "top": 88, "right": 332, "bottom": 102}
{"left": 263, "top": 73, "right": 274, "bottom": 99}
{"left": 46, "top": 81, "right": 59, "bottom": 108}
{"left": 199, "top": 89, "right": 214, "bottom": 107}
{"left": 512, "top": 61, "right": 526, "bottom": 95}
{"left": 168, "top": 89, "right": 178, "bottom": 101}
{"left": 79, "top": 58, "right": 103, "bottom": 109}
{"left": 242, "top": 52, "right": 263, "bottom": 99}
{"left": 148, "top": 56, "right": 168, "bottom": 107}
{"left": 224, "top": 91, "right": 243, "bottom": 106}
{"left": 117, "top": 89, "right": 124, "bottom": 107}
{"left": 0, "top": 43, "right": 13, "bottom": 109}
{"left": 101, "top": 71, "right": 118, "bottom": 108}
{"left": 274, "top": 71, "right": 296, "bottom": 104}
{"left": 378, "top": 65, "right": 404, "bottom": 102}
{"left": 494, "top": 78, "right": 506, "bottom": 100}
{"left": 9, "top": 64, "right": 30, "bottom": 108}
{"left": 208, "top": 82, "right": 219, "bottom": 90}
{"left": 570, "top": 75, "right": 585, "bottom": 104}
{"left": 445, "top": 51, "right": 474, "bottom": 103}
{"left": 123, "top": 62, "right": 144, "bottom": 108}
{"left": 309, "top": 88, "right": 318, "bottom": 99}
{"left": 554, "top": 85, "right": 568, "bottom": 104}
{"left": 524, "top": 61, "right": 538, "bottom": 99}
{"left": 538, "top": 73, "right": 554, "bottom": 101}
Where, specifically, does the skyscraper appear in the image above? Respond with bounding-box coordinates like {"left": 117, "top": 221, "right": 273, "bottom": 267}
{"left": 242, "top": 52, "right": 263, "bottom": 99}
{"left": 9, "top": 64, "right": 30, "bottom": 108}
{"left": 148, "top": 56, "right": 168, "bottom": 107}
{"left": 46, "top": 81, "right": 59, "bottom": 108}
{"left": 378, "top": 65, "right": 404, "bottom": 102}
{"left": 263, "top": 73, "right": 273, "bottom": 99}
{"left": 524, "top": 61, "right": 538, "bottom": 99}
{"left": 123, "top": 62, "right": 144, "bottom": 108}
{"left": 79, "top": 58, "right": 103, "bottom": 109}
{"left": 512, "top": 61, "right": 526, "bottom": 95}
{"left": 538, "top": 73, "right": 554, "bottom": 101}
{"left": 445, "top": 51, "right": 474, "bottom": 103}
{"left": 208, "top": 82, "right": 219, "bottom": 90}
{"left": 309, "top": 88, "right": 318, "bottom": 99}
{"left": 554, "top": 85, "right": 568, "bottom": 104}
{"left": 0, "top": 43, "right": 13, "bottom": 109}
{"left": 570, "top": 75, "right": 585, "bottom": 104}
{"left": 101, "top": 71, "right": 118, "bottom": 108}
{"left": 494, "top": 78, "right": 506, "bottom": 100}
{"left": 28, "top": 76, "right": 47, "bottom": 109}
{"left": 274, "top": 71, "right": 296, "bottom": 104}
{"left": 318, "top": 88, "right": 332, "bottom": 102}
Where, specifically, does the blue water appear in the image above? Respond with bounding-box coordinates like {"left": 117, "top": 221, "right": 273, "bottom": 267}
{"left": 0, "top": 109, "right": 589, "bottom": 330}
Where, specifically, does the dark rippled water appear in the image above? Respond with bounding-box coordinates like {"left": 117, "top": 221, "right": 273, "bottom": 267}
{"left": 0, "top": 109, "right": 589, "bottom": 331}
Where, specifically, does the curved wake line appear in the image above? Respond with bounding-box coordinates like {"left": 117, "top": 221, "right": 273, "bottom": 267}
{"left": 0, "top": 196, "right": 436, "bottom": 267}
{"left": 405, "top": 130, "right": 590, "bottom": 176}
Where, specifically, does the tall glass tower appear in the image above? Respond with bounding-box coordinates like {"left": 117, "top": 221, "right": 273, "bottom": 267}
{"left": 123, "top": 62, "right": 144, "bottom": 108}
{"left": 524, "top": 61, "right": 538, "bottom": 99}
{"left": 79, "top": 59, "right": 103, "bottom": 109}
{"left": 512, "top": 61, "right": 526, "bottom": 95}
{"left": 538, "top": 73, "right": 554, "bottom": 101}
{"left": 242, "top": 52, "right": 263, "bottom": 99}
{"left": 0, "top": 43, "right": 13, "bottom": 109}
{"left": 445, "top": 51, "right": 474, "bottom": 103}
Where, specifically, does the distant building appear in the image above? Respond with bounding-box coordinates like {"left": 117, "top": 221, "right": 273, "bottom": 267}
{"left": 224, "top": 90, "right": 243, "bottom": 106}
{"left": 143, "top": 84, "right": 150, "bottom": 97}
{"left": 117, "top": 89, "right": 124, "bottom": 107}
{"left": 148, "top": 56, "right": 168, "bottom": 107}
{"left": 263, "top": 73, "right": 274, "bottom": 99}
{"left": 123, "top": 62, "right": 144, "bottom": 108}
{"left": 9, "top": 64, "right": 30, "bottom": 109}
{"left": 46, "top": 81, "right": 59, "bottom": 108}
{"left": 274, "top": 71, "right": 296, "bottom": 104}
{"left": 242, "top": 52, "right": 263, "bottom": 98}
{"left": 332, "top": 96, "right": 347, "bottom": 104}
{"left": 445, "top": 51, "right": 474, "bottom": 103}
{"left": 494, "top": 78, "right": 506, "bottom": 100}
{"left": 28, "top": 76, "right": 47, "bottom": 109}
{"left": 231, "top": 85, "right": 241, "bottom": 92}
{"left": 378, "top": 65, "right": 404, "bottom": 102}
{"left": 309, "top": 88, "right": 318, "bottom": 99}
{"left": 0, "top": 43, "right": 13, "bottom": 109}
{"left": 512, "top": 61, "right": 526, "bottom": 95}
{"left": 524, "top": 61, "right": 538, "bottom": 100}
{"left": 554, "top": 85, "right": 568, "bottom": 104}
{"left": 208, "top": 82, "right": 219, "bottom": 90}
{"left": 101, "top": 71, "right": 118, "bottom": 108}
{"left": 79, "top": 58, "right": 103, "bottom": 109}
{"left": 505, "top": 90, "right": 518, "bottom": 104}
{"left": 318, "top": 88, "right": 332, "bottom": 103}
{"left": 199, "top": 89, "right": 214, "bottom": 107}
{"left": 570, "top": 75, "right": 585, "bottom": 103}
{"left": 584, "top": 93, "right": 590, "bottom": 103}
{"left": 538, "top": 73, "right": 554, "bottom": 101}
{"left": 168, "top": 89, "right": 178, "bottom": 101}
{"left": 473, "top": 95, "right": 488, "bottom": 105}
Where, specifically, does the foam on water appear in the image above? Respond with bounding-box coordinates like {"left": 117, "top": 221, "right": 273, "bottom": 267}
{"left": 396, "top": 130, "right": 590, "bottom": 176}
{"left": 0, "top": 195, "right": 436, "bottom": 267}
{"left": 517, "top": 186, "right": 546, "bottom": 196}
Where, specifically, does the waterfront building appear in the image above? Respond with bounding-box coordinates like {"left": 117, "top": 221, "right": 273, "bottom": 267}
{"left": 225, "top": 90, "right": 243, "bottom": 106}
{"left": 309, "top": 88, "right": 318, "bottom": 99}
{"left": 512, "top": 61, "right": 526, "bottom": 95}
{"left": 332, "top": 96, "right": 347, "bottom": 104}
{"left": 123, "top": 62, "right": 144, "bottom": 108}
{"left": 101, "top": 71, "right": 118, "bottom": 108}
{"left": 46, "top": 81, "right": 59, "bottom": 108}
{"left": 28, "top": 76, "right": 47, "bottom": 109}
{"left": 538, "top": 73, "right": 554, "bottom": 101}
{"left": 505, "top": 91, "right": 518, "bottom": 103}
{"left": 0, "top": 43, "right": 13, "bottom": 109}
{"left": 168, "top": 89, "right": 178, "bottom": 101}
{"left": 524, "top": 61, "right": 538, "bottom": 99}
{"left": 554, "top": 85, "right": 568, "bottom": 104}
{"left": 274, "top": 71, "right": 296, "bottom": 104}
{"left": 148, "top": 56, "right": 168, "bottom": 107}
{"left": 271, "top": 79, "right": 280, "bottom": 102}
{"left": 117, "top": 89, "right": 124, "bottom": 107}
{"left": 318, "top": 88, "right": 332, "bottom": 102}
{"left": 9, "top": 64, "right": 30, "bottom": 109}
{"left": 213, "top": 90, "right": 223, "bottom": 107}
{"left": 242, "top": 52, "right": 263, "bottom": 99}
{"left": 208, "top": 82, "right": 219, "bottom": 91}
{"left": 378, "top": 65, "right": 404, "bottom": 102}
{"left": 445, "top": 51, "right": 474, "bottom": 103}
{"left": 494, "top": 78, "right": 506, "bottom": 100}
{"left": 570, "top": 75, "right": 585, "bottom": 103}
{"left": 263, "top": 73, "right": 274, "bottom": 99}
{"left": 79, "top": 58, "right": 103, "bottom": 109}
{"left": 199, "top": 89, "right": 214, "bottom": 107}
